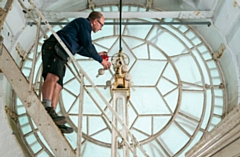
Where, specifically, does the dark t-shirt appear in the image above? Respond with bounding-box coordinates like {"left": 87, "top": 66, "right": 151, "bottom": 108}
{"left": 57, "top": 18, "right": 102, "bottom": 63}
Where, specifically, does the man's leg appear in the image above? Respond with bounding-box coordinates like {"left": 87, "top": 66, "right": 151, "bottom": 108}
{"left": 52, "top": 82, "right": 62, "bottom": 109}
{"left": 41, "top": 40, "right": 73, "bottom": 133}
{"left": 49, "top": 77, "right": 73, "bottom": 134}
{"left": 42, "top": 73, "right": 67, "bottom": 125}
{"left": 42, "top": 73, "right": 59, "bottom": 102}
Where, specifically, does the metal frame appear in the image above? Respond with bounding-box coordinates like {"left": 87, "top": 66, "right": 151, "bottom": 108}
{"left": 8, "top": 2, "right": 227, "bottom": 157}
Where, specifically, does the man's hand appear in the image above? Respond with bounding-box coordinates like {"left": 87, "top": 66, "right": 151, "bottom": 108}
{"left": 99, "top": 51, "right": 111, "bottom": 69}
{"left": 99, "top": 51, "right": 107, "bottom": 56}
{"left": 101, "top": 59, "right": 111, "bottom": 69}
{"left": 99, "top": 51, "right": 109, "bottom": 61}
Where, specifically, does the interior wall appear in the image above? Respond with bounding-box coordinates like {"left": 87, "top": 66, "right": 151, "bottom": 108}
{"left": 194, "top": 0, "right": 240, "bottom": 112}
{"left": 214, "top": 0, "right": 240, "bottom": 111}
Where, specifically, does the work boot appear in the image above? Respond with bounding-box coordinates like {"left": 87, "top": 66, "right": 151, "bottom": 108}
{"left": 57, "top": 125, "right": 74, "bottom": 134}
{"left": 46, "top": 107, "right": 67, "bottom": 125}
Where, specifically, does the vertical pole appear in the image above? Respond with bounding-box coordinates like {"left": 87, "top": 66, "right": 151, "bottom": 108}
{"left": 76, "top": 74, "right": 84, "bottom": 157}
{"left": 111, "top": 95, "right": 118, "bottom": 157}
{"left": 121, "top": 92, "right": 129, "bottom": 157}
{"left": 111, "top": 90, "right": 129, "bottom": 157}
{"left": 28, "top": 16, "right": 41, "bottom": 91}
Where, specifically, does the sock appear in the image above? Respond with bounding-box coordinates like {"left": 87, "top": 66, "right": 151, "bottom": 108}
{"left": 42, "top": 99, "right": 52, "bottom": 108}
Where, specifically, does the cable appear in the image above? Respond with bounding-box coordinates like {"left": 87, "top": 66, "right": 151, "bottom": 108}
{"left": 119, "top": 0, "right": 122, "bottom": 51}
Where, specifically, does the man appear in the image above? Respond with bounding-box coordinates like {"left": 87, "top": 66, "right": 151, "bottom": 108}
{"left": 41, "top": 11, "right": 111, "bottom": 133}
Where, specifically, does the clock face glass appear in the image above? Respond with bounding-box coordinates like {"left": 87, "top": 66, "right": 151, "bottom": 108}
{"left": 16, "top": 5, "right": 225, "bottom": 157}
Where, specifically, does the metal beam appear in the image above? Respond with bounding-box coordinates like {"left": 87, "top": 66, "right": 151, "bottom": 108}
{"left": 27, "top": 10, "right": 213, "bottom": 26}
{"left": 28, "top": 21, "right": 211, "bottom": 26}
{"left": 0, "top": 40, "right": 75, "bottom": 157}
{"left": 39, "top": 11, "right": 214, "bottom": 19}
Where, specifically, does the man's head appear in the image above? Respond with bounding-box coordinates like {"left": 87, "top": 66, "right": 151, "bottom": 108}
{"left": 88, "top": 11, "right": 104, "bottom": 33}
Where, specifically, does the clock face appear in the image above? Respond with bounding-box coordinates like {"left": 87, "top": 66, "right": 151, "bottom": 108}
{"left": 16, "top": 6, "right": 225, "bottom": 157}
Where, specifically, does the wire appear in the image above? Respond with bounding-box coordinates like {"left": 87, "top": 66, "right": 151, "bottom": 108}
{"left": 119, "top": 0, "right": 122, "bottom": 51}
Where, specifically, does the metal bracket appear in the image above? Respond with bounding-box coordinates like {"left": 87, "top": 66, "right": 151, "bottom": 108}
{"left": 146, "top": 0, "right": 153, "bottom": 11}
{"left": 205, "top": 83, "right": 225, "bottom": 89}
{"left": 234, "top": 0, "right": 240, "bottom": 8}
{"left": 5, "top": 106, "right": 18, "bottom": 122}
{"left": 212, "top": 43, "right": 226, "bottom": 60}
{"left": 88, "top": 0, "right": 95, "bottom": 10}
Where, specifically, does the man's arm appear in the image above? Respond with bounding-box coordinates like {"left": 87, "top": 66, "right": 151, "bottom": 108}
{"left": 77, "top": 21, "right": 103, "bottom": 62}
{"left": 78, "top": 21, "right": 111, "bottom": 69}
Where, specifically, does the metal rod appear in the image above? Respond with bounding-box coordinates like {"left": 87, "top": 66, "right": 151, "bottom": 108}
{"left": 28, "top": 21, "right": 211, "bottom": 26}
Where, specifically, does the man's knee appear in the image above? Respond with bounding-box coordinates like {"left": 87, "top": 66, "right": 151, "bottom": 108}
{"left": 45, "top": 73, "right": 59, "bottom": 82}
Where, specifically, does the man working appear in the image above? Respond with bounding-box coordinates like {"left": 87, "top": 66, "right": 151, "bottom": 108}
{"left": 41, "top": 11, "right": 111, "bottom": 133}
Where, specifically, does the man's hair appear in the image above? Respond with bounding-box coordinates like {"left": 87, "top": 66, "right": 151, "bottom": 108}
{"left": 88, "top": 11, "right": 103, "bottom": 20}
